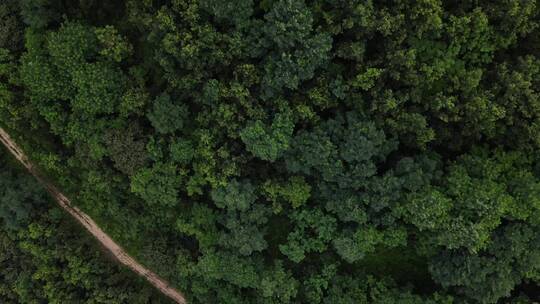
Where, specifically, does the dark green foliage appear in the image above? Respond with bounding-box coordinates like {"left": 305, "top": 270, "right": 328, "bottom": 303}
{"left": 148, "top": 94, "right": 189, "bottom": 134}
{"left": 0, "top": 154, "right": 167, "bottom": 303}
{"left": 130, "top": 162, "right": 181, "bottom": 207}
{"left": 285, "top": 112, "right": 397, "bottom": 188}
{"left": 170, "top": 138, "right": 195, "bottom": 165}
{"left": 279, "top": 208, "right": 336, "bottom": 262}
{"left": 211, "top": 179, "right": 257, "bottom": 211}
{"left": 0, "top": 0, "right": 24, "bottom": 52}
{"left": 211, "top": 180, "right": 270, "bottom": 255}
{"left": 323, "top": 275, "right": 453, "bottom": 304}
{"left": 430, "top": 223, "right": 540, "bottom": 303}
{"left": 399, "top": 149, "right": 540, "bottom": 253}
{"left": 257, "top": 0, "right": 332, "bottom": 98}
{"left": 3, "top": 0, "right": 540, "bottom": 303}
{"left": 19, "top": 0, "right": 61, "bottom": 29}
{"left": 263, "top": 175, "right": 311, "bottom": 212}
{"left": 95, "top": 25, "right": 133, "bottom": 62}
{"left": 259, "top": 261, "right": 298, "bottom": 302}
{"left": 72, "top": 62, "right": 126, "bottom": 115}
{"left": 240, "top": 111, "right": 294, "bottom": 161}
{"left": 217, "top": 203, "right": 270, "bottom": 256}
{"left": 0, "top": 168, "right": 44, "bottom": 229}
{"left": 104, "top": 124, "right": 148, "bottom": 175}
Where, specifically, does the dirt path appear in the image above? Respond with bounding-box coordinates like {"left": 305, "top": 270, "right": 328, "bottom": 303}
{"left": 0, "top": 127, "right": 187, "bottom": 304}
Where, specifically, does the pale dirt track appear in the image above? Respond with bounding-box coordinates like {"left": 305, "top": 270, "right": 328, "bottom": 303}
{"left": 0, "top": 127, "right": 187, "bottom": 304}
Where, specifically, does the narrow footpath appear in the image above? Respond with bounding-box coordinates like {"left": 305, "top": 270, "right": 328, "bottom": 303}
{"left": 0, "top": 127, "right": 187, "bottom": 304}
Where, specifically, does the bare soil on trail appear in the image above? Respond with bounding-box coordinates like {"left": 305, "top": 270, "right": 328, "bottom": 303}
{"left": 0, "top": 127, "right": 187, "bottom": 304}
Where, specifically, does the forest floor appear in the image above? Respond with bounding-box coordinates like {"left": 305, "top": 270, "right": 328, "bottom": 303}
{"left": 0, "top": 127, "right": 187, "bottom": 304}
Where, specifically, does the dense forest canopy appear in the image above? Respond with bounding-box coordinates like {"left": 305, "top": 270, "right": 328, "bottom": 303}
{"left": 2, "top": 0, "right": 540, "bottom": 303}
{"left": 0, "top": 150, "right": 169, "bottom": 303}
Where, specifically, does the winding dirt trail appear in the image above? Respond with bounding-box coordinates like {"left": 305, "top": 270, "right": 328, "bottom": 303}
{"left": 0, "top": 127, "right": 187, "bottom": 304}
